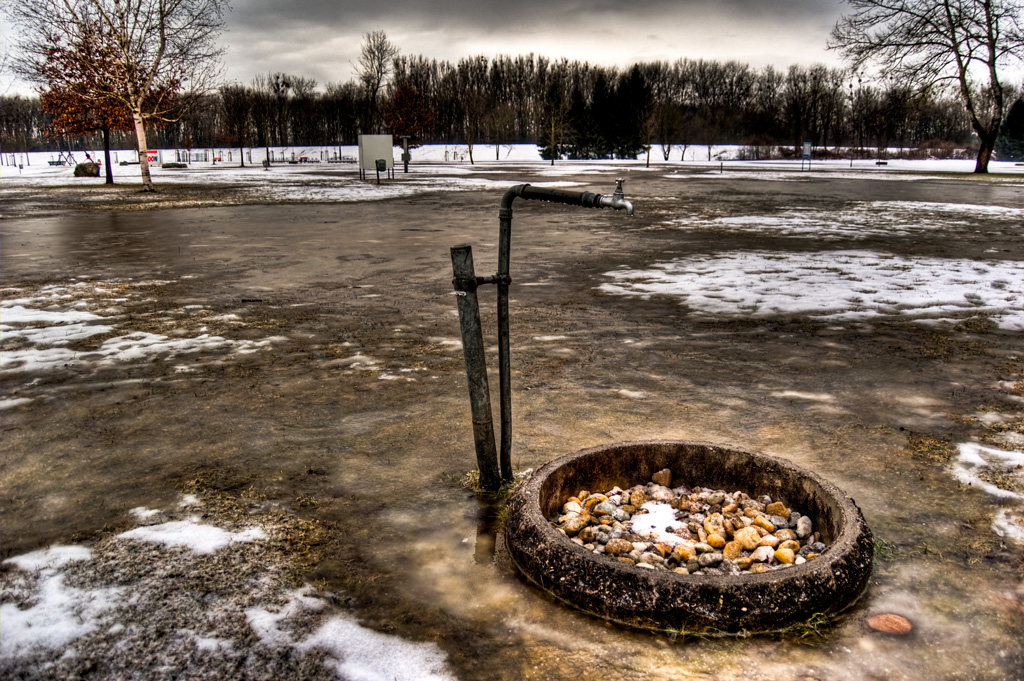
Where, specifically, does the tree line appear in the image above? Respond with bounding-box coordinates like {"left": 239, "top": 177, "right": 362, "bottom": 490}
{"left": 5, "top": 0, "right": 1021, "bottom": 181}
{"left": 6, "top": 54, "right": 1016, "bottom": 162}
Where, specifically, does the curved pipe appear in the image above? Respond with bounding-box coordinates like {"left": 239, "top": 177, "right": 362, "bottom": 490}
{"left": 494, "top": 181, "right": 633, "bottom": 481}
{"left": 500, "top": 181, "right": 634, "bottom": 216}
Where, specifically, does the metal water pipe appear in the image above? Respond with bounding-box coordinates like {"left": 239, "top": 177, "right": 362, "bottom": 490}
{"left": 451, "top": 180, "right": 634, "bottom": 491}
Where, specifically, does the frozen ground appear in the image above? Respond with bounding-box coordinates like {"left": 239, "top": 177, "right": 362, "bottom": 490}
{"left": 1, "top": 157, "right": 1022, "bottom": 680}
{"left": 1, "top": 281, "right": 288, "bottom": 406}
{"left": 1, "top": 496, "right": 456, "bottom": 680}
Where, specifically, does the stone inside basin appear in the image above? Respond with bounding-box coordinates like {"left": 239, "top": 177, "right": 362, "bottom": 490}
{"left": 504, "top": 440, "right": 874, "bottom": 634}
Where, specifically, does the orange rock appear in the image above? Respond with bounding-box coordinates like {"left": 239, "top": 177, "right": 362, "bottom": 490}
{"left": 734, "top": 526, "right": 761, "bottom": 550}
{"left": 672, "top": 544, "right": 695, "bottom": 563}
{"left": 723, "top": 541, "right": 744, "bottom": 561}
{"left": 652, "top": 542, "right": 673, "bottom": 558}
{"left": 766, "top": 501, "right": 790, "bottom": 517}
{"left": 866, "top": 614, "right": 913, "bottom": 635}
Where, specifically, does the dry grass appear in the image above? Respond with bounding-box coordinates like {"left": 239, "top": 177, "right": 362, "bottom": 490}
{"left": 901, "top": 431, "right": 956, "bottom": 464}
{"left": 181, "top": 474, "right": 336, "bottom": 585}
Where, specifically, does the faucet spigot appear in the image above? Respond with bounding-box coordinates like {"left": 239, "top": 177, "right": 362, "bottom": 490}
{"left": 601, "top": 179, "right": 634, "bottom": 216}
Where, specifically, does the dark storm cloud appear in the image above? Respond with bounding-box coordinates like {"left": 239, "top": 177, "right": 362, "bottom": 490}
{"left": 220, "top": 0, "right": 847, "bottom": 86}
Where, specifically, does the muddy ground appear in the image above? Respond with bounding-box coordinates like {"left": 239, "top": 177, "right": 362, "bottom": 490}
{"left": 2, "top": 164, "right": 1022, "bottom": 680}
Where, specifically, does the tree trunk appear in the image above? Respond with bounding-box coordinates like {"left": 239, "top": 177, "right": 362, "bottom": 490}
{"left": 238, "top": 144, "right": 245, "bottom": 168}
{"left": 550, "top": 114, "right": 556, "bottom": 166}
{"left": 102, "top": 125, "right": 114, "bottom": 185}
{"left": 132, "top": 110, "right": 154, "bottom": 192}
{"left": 974, "top": 133, "right": 996, "bottom": 173}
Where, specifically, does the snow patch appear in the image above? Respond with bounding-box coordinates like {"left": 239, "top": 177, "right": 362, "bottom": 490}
{"left": 0, "top": 397, "right": 34, "bottom": 410}
{"left": 992, "top": 509, "right": 1024, "bottom": 545}
{"left": 772, "top": 391, "right": 834, "bottom": 402}
{"left": 0, "top": 576, "right": 122, "bottom": 659}
{"left": 951, "top": 443, "right": 1023, "bottom": 500}
{"left": 601, "top": 251, "right": 1023, "bottom": 330}
{"left": 116, "top": 518, "right": 268, "bottom": 554}
{"left": 1, "top": 546, "right": 121, "bottom": 659}
{"left": 629, "top": 502, "right": 686, "bottom": 546}
{"left": 129, "top": 507, "right": 162, "bottom": 521}
{"left": 617, "top": 389, "right": 648, "bottom": 399}
{"left": 3, "top": 545, "right": 93, "bottom": 572}
{"left": 247, "top": 589, "right": 456, "bottom": 681}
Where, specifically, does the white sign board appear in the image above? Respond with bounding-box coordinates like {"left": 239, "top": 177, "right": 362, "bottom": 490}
{"left": 802, "top": 142, "right": 812, "bottom": 158}
{"left": 358, "top": 135, "right": 394, "bottom": 170}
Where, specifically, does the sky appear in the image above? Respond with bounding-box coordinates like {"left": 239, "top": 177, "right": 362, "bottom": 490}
{"left": 2, "top": 0, "right": 849, "bottom": 94}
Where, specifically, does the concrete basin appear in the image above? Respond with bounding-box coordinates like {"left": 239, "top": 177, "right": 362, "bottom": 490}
{"left": 505, "top": 440, "right": 874, "bottom": 634}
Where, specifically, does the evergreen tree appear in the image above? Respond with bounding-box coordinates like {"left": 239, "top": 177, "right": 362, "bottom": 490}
{"left": 613, "top": 65, "right": 652, "bottom": 159}
{"left": 995, "top": 97, "right": 1024, "bottom": 161}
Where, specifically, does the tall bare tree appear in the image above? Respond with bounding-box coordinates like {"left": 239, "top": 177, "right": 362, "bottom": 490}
{"left": 356, "top": 30, "right": 400, "bottom": 133}
{"left": 829, "top": 0, "right": 1024, "bottom": 172}
{"left": 6, "top": 0, "right": 228, "bottom": 190}
{"left": 220, "top": 84, "right": 252, "bottom": 167}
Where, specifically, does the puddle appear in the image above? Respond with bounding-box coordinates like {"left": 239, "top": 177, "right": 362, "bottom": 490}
{"left": 2, "top": 171, "right": 1022, "bottom": 680}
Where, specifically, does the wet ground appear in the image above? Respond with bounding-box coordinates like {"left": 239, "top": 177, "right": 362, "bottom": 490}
{"left": 2, "top": 165, "right": 1023, "bottom": 680}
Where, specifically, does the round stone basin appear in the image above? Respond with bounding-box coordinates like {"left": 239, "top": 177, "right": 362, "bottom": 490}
{"left": 505, "top": 440, "right": 874, "bottom": 634}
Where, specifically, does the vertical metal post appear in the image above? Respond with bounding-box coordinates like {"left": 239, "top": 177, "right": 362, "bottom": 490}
{"left": 497, "top": 207, "right": 513, "bottom": 481}
{"left": 450, "top": 245, "right": 501, "bottom": 491}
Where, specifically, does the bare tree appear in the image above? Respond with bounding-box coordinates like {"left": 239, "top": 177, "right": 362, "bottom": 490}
{"left": 829, "top": 0, "right": 1024, "bottom": 172}
{"left": 356, "top": 30, "right": 400, "bottom": 133}
{"left": 6, "top": 0, "right": 228, "bottom": 190}
{"left": 457, "top": 56, "right": 491, "bottom": 163}
{"left": 220, "top": 84, "right": 252, "bottom": 167}
{"left": 250, "top": 74, "right": 276, "bottom": 162}
{"left": 0, "top": 44, "right": 13, "bottom": 95}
